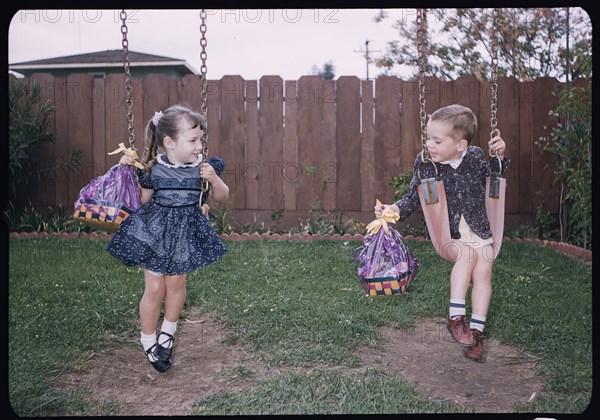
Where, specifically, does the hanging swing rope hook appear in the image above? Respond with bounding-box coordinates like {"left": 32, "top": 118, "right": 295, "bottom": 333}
{"left": 417, "top": 154, "right": 439, "bottom": 183}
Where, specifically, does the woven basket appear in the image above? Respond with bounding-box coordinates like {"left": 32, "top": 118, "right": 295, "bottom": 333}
{"left": 72, "top": 200, "right": 135, "bottom": 233}
{"left": 360, "top": 268, "right": 417, "bottom": 297}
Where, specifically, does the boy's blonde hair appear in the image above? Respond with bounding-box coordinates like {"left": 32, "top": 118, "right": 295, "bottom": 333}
{"left": 429, "top": 104, "right": 478, "bottom": 144}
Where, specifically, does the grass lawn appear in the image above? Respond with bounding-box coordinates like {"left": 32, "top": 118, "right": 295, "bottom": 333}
{"left": 8, "top": 237, "right": 592, "bottom": 415}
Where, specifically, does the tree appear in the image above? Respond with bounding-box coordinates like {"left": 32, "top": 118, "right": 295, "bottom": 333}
{"left": 374, "top": 7, "right": 592, "bottom": 81}
{"left": 311, "top": 61, "right": 336, "bottom": 80}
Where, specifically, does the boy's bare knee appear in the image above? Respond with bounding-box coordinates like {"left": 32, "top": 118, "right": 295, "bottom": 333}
{"left": 473, "top": 259, "right": 493, "bottom": 283}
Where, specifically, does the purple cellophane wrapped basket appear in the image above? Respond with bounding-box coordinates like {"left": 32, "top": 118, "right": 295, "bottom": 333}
{"left": 353, "top": 226, "right": 418, "bottom": 296}
{"left": 72, "top": 164, "right": 141, "bottom": 232}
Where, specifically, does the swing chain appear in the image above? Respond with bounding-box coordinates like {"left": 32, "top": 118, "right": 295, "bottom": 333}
{"left": 120, "top": 10, "right": 136, "bottom": 150}
{"left": 199, "top": 9, "right": 208, "bottom": 119}
{"left": 199, "top": 9, "right": 210, "bottom": 193}
{"left": 416, "top": 8, "right": 429, "bottom": 162}
{"left": 489, "top": 8, "right": 499, "bottom": 155}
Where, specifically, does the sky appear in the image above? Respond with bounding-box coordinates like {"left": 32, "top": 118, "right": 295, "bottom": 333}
{"left": 8, "top": 9, "right": 414, "bottom": 80}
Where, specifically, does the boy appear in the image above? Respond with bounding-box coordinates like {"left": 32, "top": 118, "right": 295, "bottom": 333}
{"left": 375, "top": 104, "right": 508, "bottom": 361}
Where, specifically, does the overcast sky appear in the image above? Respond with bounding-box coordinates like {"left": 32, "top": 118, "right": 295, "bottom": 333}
{"left": 8, "top": 9, "right": 414, "bottom": 80}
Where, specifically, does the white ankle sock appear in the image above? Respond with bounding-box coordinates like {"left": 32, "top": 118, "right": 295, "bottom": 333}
{"left": 470, "top": 315, "right": 486, "bottom": 333}
{"left": 158, "top": 319, "right": 178, "bottom": 348}
{"left": 449, "top": 299, "right": 466, "bottom": 319}
{"left": 141, "top": 331, "right": 157, "bottom": 361}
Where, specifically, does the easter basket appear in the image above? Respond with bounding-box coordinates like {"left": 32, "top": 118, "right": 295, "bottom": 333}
{"left": 73, "top": 144, "right": 144, "bottom": 232}
{"left": 72, "top": 164, "right": 141, "bottom": 233}
{"left": 353, "top": 201, "right": 419, "bottom": 296}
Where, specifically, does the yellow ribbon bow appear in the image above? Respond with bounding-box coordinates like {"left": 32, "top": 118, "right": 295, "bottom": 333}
{"left": 107, "top": 143, "right": 145, "bottom": 169}
{"left": 366, "top": 199, "right": 399, "bottom": 235}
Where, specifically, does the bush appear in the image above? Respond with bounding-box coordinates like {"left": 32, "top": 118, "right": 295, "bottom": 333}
{"left": 540, "top": 81, "right": 592, "bottom": 249}
{"left": 9, "top": 77, "right": 55, "bottom": 199}
{"left": 7, "top": 77, "right": 84, "bottom": 226}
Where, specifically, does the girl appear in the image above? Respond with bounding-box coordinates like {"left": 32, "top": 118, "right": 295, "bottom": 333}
{"left": 107, "top": 105, "right": 228, "bottom": 372}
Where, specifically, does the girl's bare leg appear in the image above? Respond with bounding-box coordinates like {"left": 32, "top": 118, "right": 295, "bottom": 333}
{"left": 140, "top": 270, "right": 167, "bottom": 334}
{"left": 163, "top": 274, "right": 187, "bottom": 323}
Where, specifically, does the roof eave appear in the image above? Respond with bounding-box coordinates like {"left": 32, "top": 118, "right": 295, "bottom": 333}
{"left": 9, "top": 60, "right": 199, "bottom": 75}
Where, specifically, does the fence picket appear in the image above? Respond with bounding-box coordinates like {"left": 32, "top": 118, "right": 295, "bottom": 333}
{"left": 17, "top": 73, "right": 573, "bottom": 227}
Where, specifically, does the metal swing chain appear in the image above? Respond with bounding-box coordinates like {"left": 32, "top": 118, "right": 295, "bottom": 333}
{"left": 199, "top": 9, "right": 210, "bottom": 193}
{"left": 489, "top": 8, "right": 499, "bottom": 156}
{"left": 417, "top": 8, "right": 429, "bottom": 163}
{"left": 487, "top": 8, "right": 503, "bottom": 199}
{"left": 120, "top": 10, "right": 136, "bottom": 150}
{"left": 414, "top": 8, "right": 440, "bottom": 197}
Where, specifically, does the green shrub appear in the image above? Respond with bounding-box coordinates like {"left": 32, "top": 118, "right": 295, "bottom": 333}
{"left": 540, "top": 81, "right": 592, "bottom": 248}
{"left": 388, "top": 172, "right": 413, "bottom": 202}
{"left": 9, "top": 77, "right": 55, "bottom": 199}
{"left": 8, "top": 77, "right": 84, "bottom": 224}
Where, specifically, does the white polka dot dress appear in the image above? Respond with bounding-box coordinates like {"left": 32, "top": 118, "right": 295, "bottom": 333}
{"left": 107, "top": 155, "right": 227, "bottom": 275}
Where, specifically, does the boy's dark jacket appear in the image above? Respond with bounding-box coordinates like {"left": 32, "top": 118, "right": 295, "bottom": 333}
{"left": 394, "top": 145, "right": 509, "bottom": 240}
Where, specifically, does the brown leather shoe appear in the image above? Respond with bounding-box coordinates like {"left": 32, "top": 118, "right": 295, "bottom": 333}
{"left": 462, "top": 329, "right": 484, "bottom": 362}
{"left": 446, "top": 315, "right": 475, "bottom": 345}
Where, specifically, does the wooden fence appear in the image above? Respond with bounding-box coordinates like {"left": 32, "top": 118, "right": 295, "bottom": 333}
{"left": 21, "top": 73, "right": 581, "bottom": 228}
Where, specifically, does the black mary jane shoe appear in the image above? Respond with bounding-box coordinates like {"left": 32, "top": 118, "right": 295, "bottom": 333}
{"left": 156, "top": 331, "right": 175, "bottom": 361}
{"left": 145, "top": 342, "right": 172, "bottom": 372}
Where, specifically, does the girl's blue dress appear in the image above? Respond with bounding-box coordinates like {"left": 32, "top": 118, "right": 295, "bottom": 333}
{"left": 107, "top": 154, "right": 227, "bottom": 275}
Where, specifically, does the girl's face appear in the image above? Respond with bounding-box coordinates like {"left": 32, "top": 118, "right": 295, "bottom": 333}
{"left": 425, "top": 119, "right": 466, "bottom": 163}
{"left": 164, "top": 117, "right": 204, "bottom": 165}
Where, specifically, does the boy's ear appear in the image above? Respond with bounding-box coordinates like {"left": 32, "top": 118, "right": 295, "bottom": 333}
{"left": 457, "top": 139, "right": 468, "bottom": 152}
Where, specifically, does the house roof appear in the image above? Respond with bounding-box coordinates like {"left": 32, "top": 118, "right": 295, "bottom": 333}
{"left": 9, "top": 49, "right": 198, "bottom": 74}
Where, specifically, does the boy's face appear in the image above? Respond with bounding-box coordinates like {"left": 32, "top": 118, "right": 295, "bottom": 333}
{"left": 425, "top": 120, "right": 467, "bottom": 163}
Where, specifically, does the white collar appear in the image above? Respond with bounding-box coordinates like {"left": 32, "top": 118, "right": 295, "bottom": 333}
{"left": 440, "top": 148, "right": 467, "bottom": 169}
{"left": 156, "top": 153, "right": 203, "bottom": 168}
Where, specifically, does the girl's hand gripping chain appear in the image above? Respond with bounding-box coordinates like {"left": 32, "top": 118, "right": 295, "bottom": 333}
{"left": 199, "top": 162, "right": 218, "bottom": 183}
{"left": 198, "top": 162, "right": 217, "bottom": 218}
{"left": 199, "top": 161, "right": 229, "bottom": 204}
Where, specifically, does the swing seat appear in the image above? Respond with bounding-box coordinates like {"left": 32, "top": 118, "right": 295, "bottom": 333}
{"left": 417, "top": 175, "right": 506, "bottom": 263}
{"left": 484, "top": 175, "right": 506, "bottom": 260}
{"left": 411, "top": 8, "right": 506, "bottom": 264}
{"left": 417, "top": 178, "right": 459, "bottom": 262}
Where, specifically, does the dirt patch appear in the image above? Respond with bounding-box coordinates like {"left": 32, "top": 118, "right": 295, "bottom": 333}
{"left": 53, "top": 312, "right": 275, "bottom": 416}
{"left": 53, "top": 313, "right": 543, "bottom": 415}
{"left": 357, "top": 317, "right": 544, "bottom": 412}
